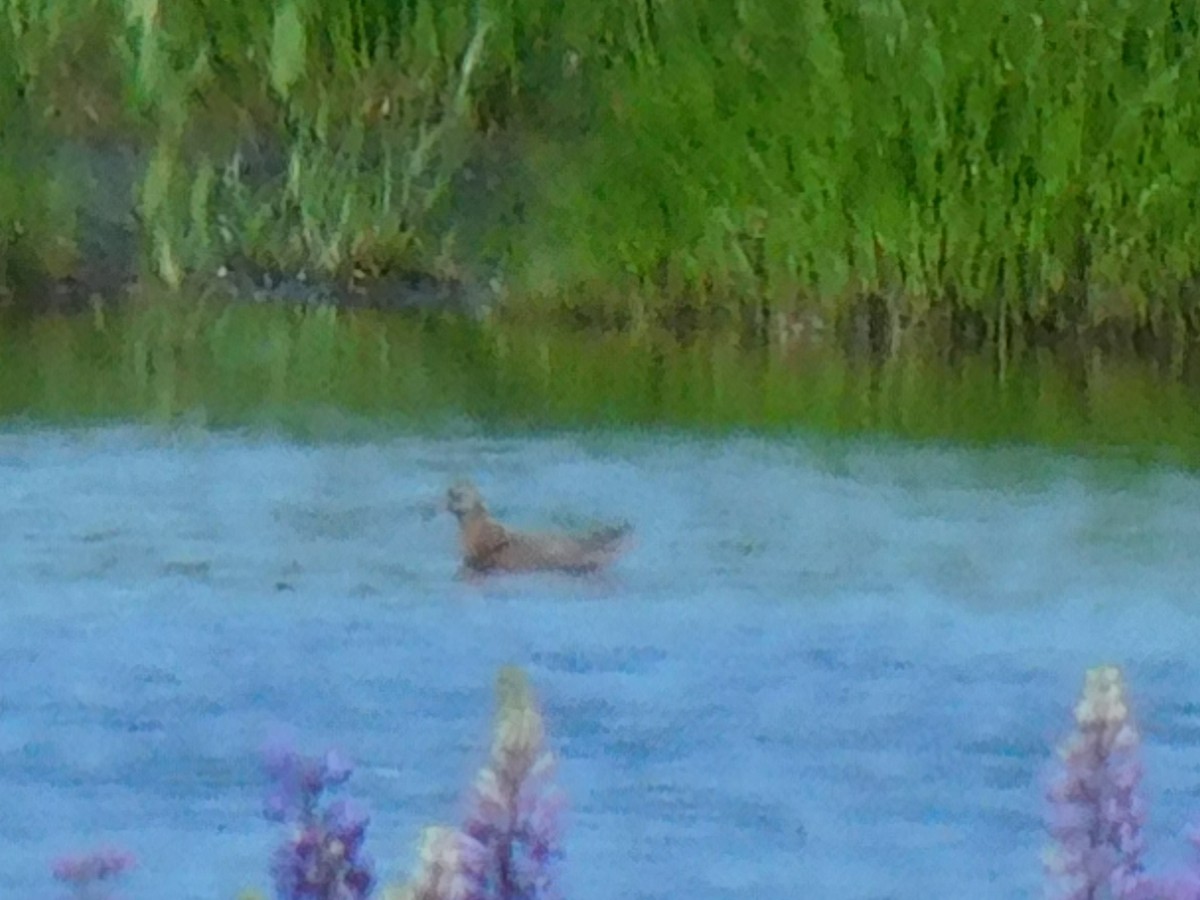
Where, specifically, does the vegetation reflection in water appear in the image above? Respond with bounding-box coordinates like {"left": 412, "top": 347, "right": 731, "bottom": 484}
{"left": 3, "top": 299, "right": 1200, "bottom": 466}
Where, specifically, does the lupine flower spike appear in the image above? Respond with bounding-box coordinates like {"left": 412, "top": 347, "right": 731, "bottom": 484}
{"left": 386, "top": 826, "right": 489, "bottom": 900}
{"left": 461, "top": 666, "right": 566, "bottom": 900}
{"left": 1045, "top": 665, "right": 1147, "bottom": 900}
{"left": 388, "top": 666, "right": 565, "bottom": 900}
{"left": 262, "top": 740, "right": 375, "bottom": 900}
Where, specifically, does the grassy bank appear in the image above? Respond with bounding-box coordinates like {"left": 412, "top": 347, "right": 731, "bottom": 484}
{"left": 2, "top": 0, "right": 1199, "bottom": 347}
{"left": 4, "top": 299, "right": 1200, "bottom": 467}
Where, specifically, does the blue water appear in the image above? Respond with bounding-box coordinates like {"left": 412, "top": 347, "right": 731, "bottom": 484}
{"left": 3, "top": 426, "right": 1200, "bottom": 898}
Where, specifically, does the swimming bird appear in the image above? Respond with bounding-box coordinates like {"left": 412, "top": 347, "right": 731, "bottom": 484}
{"left": 445, "top": 480, "right": 632, "bottom": 577}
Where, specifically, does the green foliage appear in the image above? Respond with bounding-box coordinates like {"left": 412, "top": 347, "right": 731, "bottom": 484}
{"left": 1, "top": 0, "right": 501, "bottom": 285}
{"left": 509, "top": 0, "right": 1200, "bottom": 336}
{"left": 2, "top": 0, "right": 1200, "bottom": 341}
{"left": 269, "top": 1, "right": 307, "bottom": 101}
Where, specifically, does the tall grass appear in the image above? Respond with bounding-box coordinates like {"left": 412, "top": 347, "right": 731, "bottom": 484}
{"left": 518, "top": 0, "right": 1200, "bottom": 340}
{"left": 124, "top": 0, "right": 498, "bottom": 285}
{"left": 1, "top": 0, "right": 504, "bottom": 287}
{"left": 2, "top": 0, "right": 1199, "bottom": 344}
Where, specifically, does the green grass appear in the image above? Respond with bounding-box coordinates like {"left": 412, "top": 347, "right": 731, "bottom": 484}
{"left": 2, "top": 0, "right": 1200, "bottom": 345}
{"left": 517, "top": 0, "right": 1200, "bottom": 334}
{"left": 5, "top": 300, "right": 1200, "bottom": 468}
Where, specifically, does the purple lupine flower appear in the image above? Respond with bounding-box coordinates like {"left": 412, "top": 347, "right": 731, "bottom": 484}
{"left": 1045, "top": 665, "right": 1148, "bottom": 900}
{"left": 462, "top": 754, "right": 564, "bottom": 900}
{"left": 392, "top": 827, "right": 490, "bottom": 900}
{"left": 459, "top": 666, "right": 565, "bottom": 900}
{"left": 262, "top": 738, "right": 375, "bottom": 900}
{"left": 391, "top": 667, "right": 565, "bottom": 900}
{"left": 263, "top": 736, "right": 353, "bottom": 823}
{"left": 51, "top": 846, "right": 135, "bottom": 899}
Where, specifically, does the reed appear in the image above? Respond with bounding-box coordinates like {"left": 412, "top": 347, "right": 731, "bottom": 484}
{"left": 2, "top": 0, "right": 1199, "bottom": 343}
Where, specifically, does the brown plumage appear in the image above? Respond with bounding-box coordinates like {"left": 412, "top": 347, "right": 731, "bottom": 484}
{"left": 445, "top": 480, "right": 632, "bottom": 577}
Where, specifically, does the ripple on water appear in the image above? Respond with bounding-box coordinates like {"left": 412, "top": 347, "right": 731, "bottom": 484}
{"left": 1, "top": 427, "right": 1200, "bottom": 899}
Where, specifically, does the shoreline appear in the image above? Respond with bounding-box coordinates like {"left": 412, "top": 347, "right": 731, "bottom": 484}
{"left": 1, "top": 138, "right": 1192, "bottom": 369}
{"left": 3, "top": 0, "right": 1199, "bottom": 352}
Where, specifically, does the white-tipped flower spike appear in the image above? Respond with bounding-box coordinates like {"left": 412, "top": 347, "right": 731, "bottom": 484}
{"left": 490, "top": 667, "right": 548, "bottom": 787}
{"left": 1046, "top": 665, "right": 1148, "bottom": 900}
{"left": 465, "top": 666, "right": 565, "bottom": 900}
{"left": 470, "top": 768, "right": 509, "bottom": 821}
{"left": 393, "top": 666, "right": 565, "bottom": 900}
{"left": 1074, "top": 666, "right": 1132, "bottom": 735}
{"left": 386, "top": 827, "right": 487, "bottom": 900}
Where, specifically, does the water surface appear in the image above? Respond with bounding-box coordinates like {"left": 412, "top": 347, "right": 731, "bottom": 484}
{"left": 2, "top": 426, "right": 1199, "bottom": 899}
